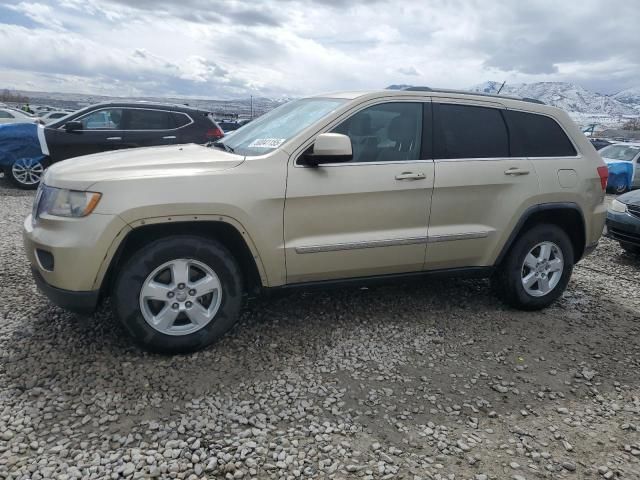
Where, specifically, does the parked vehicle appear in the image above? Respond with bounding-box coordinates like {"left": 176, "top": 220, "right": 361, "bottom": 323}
{"left": 7, "top": 102, "right": 224, "bottom": 189}
{"left": 217, "top": 120, "right": 241, "bottom": 133}
{"left": 606, "top": 189, "right": 640, "bottom": 254}
{"left": 590, "top": 138, "right": 611, "bottom": 150}
{"left": 0, "top": 107, "right": 37, "bottom": 125}
{"left": 37, "top": 111, "right": 73, "bottom": 125}
{"left": 599, "top": 143, "right": 640, "bottom": 193}
{"left": 24, "top": 88, "right": 607, "bottom": 353}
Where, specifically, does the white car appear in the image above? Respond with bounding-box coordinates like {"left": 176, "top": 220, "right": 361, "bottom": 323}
{"left": 37, "top": 111, "right": 72, "bottom": 124}
{"left": 0, "top": 107, "right": 37, "bottom": 125}
{"left": 599, "top": 142, "right": 640, "bottom": 193}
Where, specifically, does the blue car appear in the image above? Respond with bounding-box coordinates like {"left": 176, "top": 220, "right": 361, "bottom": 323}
{"left": 600, "top": 143, "right": 640, "bottom": 194}
{"left": 0, "top": 123, "right": 47, "bottom": 189}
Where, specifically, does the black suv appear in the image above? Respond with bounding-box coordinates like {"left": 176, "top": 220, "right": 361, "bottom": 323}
{"left": 10, "top": 102, "right": 224, "bottom": 189}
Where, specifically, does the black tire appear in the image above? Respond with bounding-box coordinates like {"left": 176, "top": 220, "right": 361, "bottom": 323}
{"left": 491, "top": 224, "right": 574, "bottom": 310}
{"left": 113, "top": 235, "right": 243, "bottom": 354}
{"left": 8, "top": 157, "right": 50, "bottom": 190}
{"left": 620, "top": 242, "right": 640, "bottom": 255}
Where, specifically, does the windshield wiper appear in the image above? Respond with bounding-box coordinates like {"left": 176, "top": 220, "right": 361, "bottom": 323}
{"left": 210, "top": 141, "right": 235, "bottom": 153}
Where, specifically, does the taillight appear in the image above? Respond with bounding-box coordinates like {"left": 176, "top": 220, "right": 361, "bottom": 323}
{"left": 596, "top": 165, "right": 608, "bottom": 191}
{"left": 206, "top": 127, "right": 224, "bottom": 140}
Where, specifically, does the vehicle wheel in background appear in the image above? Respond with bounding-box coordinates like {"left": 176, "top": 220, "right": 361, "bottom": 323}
{"left": 492, "top": 224, "right": 574, "bottom": 310}
{"left": 9, "top": 157, "right": 50, "bottom": 190}
{"left": 608, "top": 174, "right": 628, "bottom": 194}
{"left": 620, "top": 242, "right": 640, "bottom": 255}
{"left": 113, "top": 235, "right": 244, "bottom": 354}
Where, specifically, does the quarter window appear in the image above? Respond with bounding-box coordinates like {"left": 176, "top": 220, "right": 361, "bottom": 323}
{"left": 504, "top": 110, "right": 576, "bottom": 157}
{"left": 79, "top": 109, "right": 123, "bottom": 130}
{"left": 172, "top": 113, "right": 192, "bottom": 128}
{"left": 127, "top": 109, "right": 174, "bottom": 130}
{"left": 332, "top": 102, "right": 423, "bottom": 162}
{"left": 435, "top": 104, "right": 509, "bottom": 159}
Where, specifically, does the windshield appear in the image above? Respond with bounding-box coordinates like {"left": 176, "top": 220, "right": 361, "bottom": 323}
{"left": 600, "top": 144, "right": 640, "bottom": 161}
{"left": 219, "top": 98, "right": 347, "bottom": 156}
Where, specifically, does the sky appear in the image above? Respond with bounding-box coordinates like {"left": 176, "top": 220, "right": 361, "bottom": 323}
{"left": 0, "top": 0, "right": 638, "bottom": 99}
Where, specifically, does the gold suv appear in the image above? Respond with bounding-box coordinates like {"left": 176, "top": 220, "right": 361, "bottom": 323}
{"left": 23, "top": 88, "right": 608, "bottom": 353}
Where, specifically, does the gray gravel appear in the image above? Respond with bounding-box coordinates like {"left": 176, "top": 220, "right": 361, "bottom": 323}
{"left": 1, "top": 179, "right": 639, "bottom": 479}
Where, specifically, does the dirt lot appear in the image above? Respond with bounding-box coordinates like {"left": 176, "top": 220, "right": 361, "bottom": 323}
{"left": 0, "top": 180, "right": 638, "bottom": 480}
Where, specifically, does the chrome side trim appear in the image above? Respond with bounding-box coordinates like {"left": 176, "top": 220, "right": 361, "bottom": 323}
{"left": 427, "top": 231, "right": 489, "bottom": 243}
{"left": 295, "top": 231, "right": 490, "bottom": 254}
{"left": 295, "top": 236, "right": 429, "bottom": 254}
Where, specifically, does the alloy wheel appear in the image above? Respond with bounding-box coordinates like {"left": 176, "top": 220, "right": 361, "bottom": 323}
{"left": 12, "top": 158, "right": 45, "bottom": 186}
{"left": 521, "top": 241, "right": 564, "bottom": 297}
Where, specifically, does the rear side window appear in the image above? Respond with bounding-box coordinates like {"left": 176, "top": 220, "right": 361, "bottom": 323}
{"left": 126, "top": 109, "right": 174, "bottom": 130}
{"left": 504, "top": 110, "right": 576, "bottom": 157}
{"left": 435, "top": 104, "right": 509, "bottom": 159}
{"left": 0, "top": 110, "right": 15, "bottom": 118}
{"left": 172, "top": 112, "right": 192, "bottom": 128}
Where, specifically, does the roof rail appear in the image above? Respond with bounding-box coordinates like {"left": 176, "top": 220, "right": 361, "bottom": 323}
{"left": 401, "top": 86, "right": 545, "bottom": 105}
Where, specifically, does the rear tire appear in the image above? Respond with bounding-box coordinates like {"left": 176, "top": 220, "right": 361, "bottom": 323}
{"left": 113, "top": 235, "right": 243, "bottom": 354}
{"left": 492, "top": 224, "right": 574, "bottom": 310}
{"left": 8, "top": 157, "right": 50, "bottom": 190}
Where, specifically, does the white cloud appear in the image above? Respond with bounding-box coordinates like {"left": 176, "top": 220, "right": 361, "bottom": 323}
{"left": 0, "top": 0, "right": 637, "bottom": 98}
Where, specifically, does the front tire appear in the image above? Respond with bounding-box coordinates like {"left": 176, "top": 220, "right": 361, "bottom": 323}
{"left": 8, "top": 157, "right": 50, "bottom": 190}
{"left": 492, "top": 224, "right": 574, "bottom": 310}
{"left": 113, "top": 235, "right": 243, "bottom": 353}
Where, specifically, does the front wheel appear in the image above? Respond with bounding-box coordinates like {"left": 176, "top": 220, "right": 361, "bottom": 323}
{"left": 492, "top": 224, "right": 574, "bottom": 310}
{"left": 9, "top": 157, "right": 50, "bottom": 189}
{"left": 113, "top": 235, "right": 243, "bottom": 353}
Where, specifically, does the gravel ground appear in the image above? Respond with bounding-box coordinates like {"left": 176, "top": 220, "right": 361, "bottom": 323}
{"left": 1, "top": 178, "right": 639, "bottom": 480}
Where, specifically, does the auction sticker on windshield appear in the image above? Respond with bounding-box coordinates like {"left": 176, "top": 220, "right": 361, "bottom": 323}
{"left": 248, "top": 138, "right": 286, "bottom": 149}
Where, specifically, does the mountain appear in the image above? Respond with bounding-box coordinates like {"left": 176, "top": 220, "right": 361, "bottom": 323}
{"left": 469, "top": 81, "right": 638, "bottom": 116}
{"left": 613, "top": 87, "right": 640, "bottom": 107}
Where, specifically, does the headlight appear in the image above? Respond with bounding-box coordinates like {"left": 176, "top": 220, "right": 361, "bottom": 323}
{"left": 35, "top": 185, "right": 101, "bottom": 218}
{"left": 609, "top": 199, "right": 628, "bottom": 214}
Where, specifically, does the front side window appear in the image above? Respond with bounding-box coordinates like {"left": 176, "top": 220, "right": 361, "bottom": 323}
{"left": 599, "top": 144, "right": 640, "bottom": 162}
{"left": 332, "top": 102, "right": 423, "bottom": 162}
{"left": 79, "top": 108, "right": 123, "bottom": 130}
{"left": 127, "top": 109, "right": 174, "bottom": 130}
{"left": 435, "top": 104, "right": 509, "bottom": 159}
{"left": 220, "top": 98, "right": 346, "bottom": 156}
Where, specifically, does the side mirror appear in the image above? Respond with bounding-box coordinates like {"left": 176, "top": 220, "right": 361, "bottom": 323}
{"left": 64, "top": 121, "right": 83, "bottom": 132}
{"left": 299, "top": 133, "right": 352, "bottom": 167}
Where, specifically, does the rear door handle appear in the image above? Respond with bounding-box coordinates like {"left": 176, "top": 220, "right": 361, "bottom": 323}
{"left": 504, "top": 167, "right": 530, "bottom": 176}
{"left": 162, "top": 135, "right": 177, "bottom": 140}
{"left": 395, "top": 172, "right": 426, "bottom": 181}
{"left": 106, "top": 136, "right": 122, "bottom": 141}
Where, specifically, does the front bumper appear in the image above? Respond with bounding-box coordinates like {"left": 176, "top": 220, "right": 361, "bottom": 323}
{"left": 605, "top": 210, "right": 640, "bottom": 246}
{"left": 31, "top": 268, "right": 99, "bottom": 313}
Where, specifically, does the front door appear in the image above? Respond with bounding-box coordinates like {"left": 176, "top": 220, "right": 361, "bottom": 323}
{"left": 48, "top": 107, "right": 125, "bottom": 161}
{"left": 284, "top": 101, "right": 434, "bottom": 284}
{"left": 425, "top": 101, "right": 539, "bottom": 270}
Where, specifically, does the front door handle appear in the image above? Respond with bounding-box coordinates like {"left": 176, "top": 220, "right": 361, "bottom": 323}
{"left": 106, "top": 136, "right": 122, "bottom": 141}
{"left": 504, "top": 167, "right": 530, "bottom": 176}
{"left": 162, "top": 135, "right": 177, "bottom": 140}
{"left": 395, "top": 172, "right": 426, "bottom": 181}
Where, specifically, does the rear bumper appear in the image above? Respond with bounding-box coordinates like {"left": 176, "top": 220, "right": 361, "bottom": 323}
{"left": 31, "top": 268, "right": 99, "bottom": 314}
{"left": 605, "top": 210, "right": 640, "bottom": 246}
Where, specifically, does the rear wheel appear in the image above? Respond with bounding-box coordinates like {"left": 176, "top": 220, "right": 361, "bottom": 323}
{"left": 492, "top": 224, "right": 574, "bottom": 310}
{"left": 9, "top": 157, "right": 49, "bottom": 189}
{"left": 113, "top": 235, "right": 243, "bottom": 353}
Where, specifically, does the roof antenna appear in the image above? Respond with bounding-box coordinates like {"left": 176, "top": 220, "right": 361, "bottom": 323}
{"left": 496, "top": 81, "right": 506, "bottom": 95}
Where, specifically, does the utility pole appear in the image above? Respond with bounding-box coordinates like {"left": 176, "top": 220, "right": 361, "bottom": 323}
{"left": 250, "top": 95, "right": 253, "bottom": 119}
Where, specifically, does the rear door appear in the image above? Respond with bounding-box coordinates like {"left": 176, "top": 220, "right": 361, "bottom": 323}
{"left": 121, "top": 108, "right": 179, "bottom": 147}
{"left": 425, "top": 100, "right": 539, "bottom": 270}
{"left": 46, "top": 107, "right": 125, "bottom": 161}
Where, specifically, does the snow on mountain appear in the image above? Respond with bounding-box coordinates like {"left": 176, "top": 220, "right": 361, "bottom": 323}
{"left": 469, "top": 81, "right": 638, "bottom": 116}
{"left": 613, "top": 87, "right": 640, "bottom": 108}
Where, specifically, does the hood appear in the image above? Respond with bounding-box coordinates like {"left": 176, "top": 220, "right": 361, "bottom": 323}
{"left": 44, "top": 144, "right": 244, "bottom": 191}
{"left": 618, "top": 189, "right": 640, "bottom": 207}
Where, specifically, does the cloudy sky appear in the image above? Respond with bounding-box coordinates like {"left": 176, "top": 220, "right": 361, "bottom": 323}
{"left": 0, "top": 0, "right": 638, "bottom": 99}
